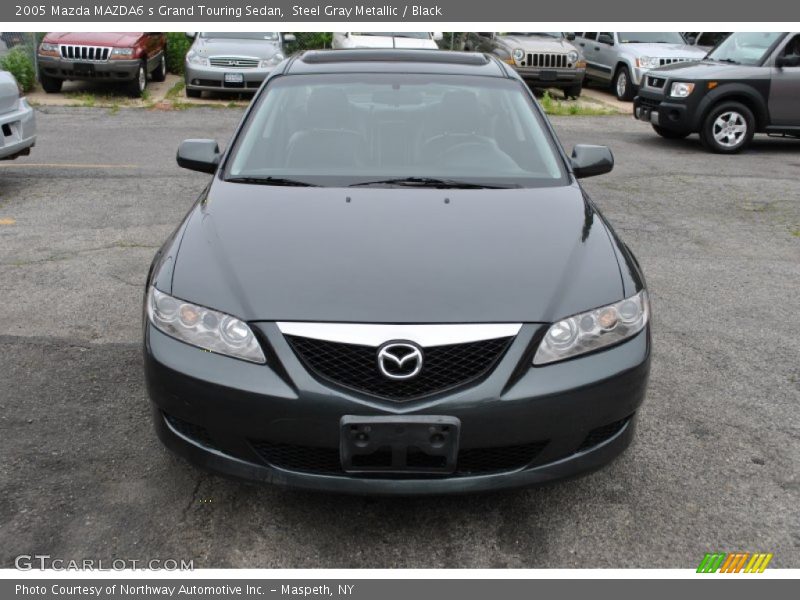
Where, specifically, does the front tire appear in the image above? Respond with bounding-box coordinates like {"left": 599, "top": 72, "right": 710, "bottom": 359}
{"left": 652, "top": 125, "right": 690, "bottom": 139}
{"left": 127, "top": 60, "right": 147, "bottom": 98}
{"left": 699, "top": 102, "right": 755, "bottom": 154}
{"left": 564, "top": 84, "right": 582, "bottom": 99}
{"left": 40, "top": 74, "right": 63, "bottom": 93}
{"left": 613, "top": 66, "right": 634, "bottom": 101}
{"left": 151, "top": 53, "right": 166, "bottom": 82}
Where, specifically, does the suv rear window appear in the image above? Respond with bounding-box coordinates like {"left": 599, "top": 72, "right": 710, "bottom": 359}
{"left": 226, "top": 73, "right": 566, "bottom": 188}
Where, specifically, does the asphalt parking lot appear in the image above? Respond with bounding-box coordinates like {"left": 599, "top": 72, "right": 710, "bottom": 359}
{"left": 0, "top": 107, "right": 798, "bottom": 568}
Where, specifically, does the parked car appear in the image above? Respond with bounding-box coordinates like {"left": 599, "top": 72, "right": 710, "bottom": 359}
{"left": 634, "top": 32, "right": 800, "bottom": 153}
{"left": 183, "top": 32, "right": 295, "bottom": 98}
{"left": 144, "top": 49, "right": 651, "bottom": 494}
{"left": 332, "top": 32, "right": 442, "bottom": 49}
{"left": 0, "top": 70, "right": 35, "bottom": 160}
{"left": 574, "top": 32, "right": 707, "bottom": 100}
{"left": 37, "top": 32, "right": 166, "bottom": 97}
{"left": 464, "top": 32, "right": 585, "bottom": 98}
{"left": 683, "top": 32, "right": 731, "bottom": 52}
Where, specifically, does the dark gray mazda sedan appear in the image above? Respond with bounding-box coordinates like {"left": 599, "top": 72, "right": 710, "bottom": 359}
{"left": 144, "top": 50, "right": 650, "bottom": 494}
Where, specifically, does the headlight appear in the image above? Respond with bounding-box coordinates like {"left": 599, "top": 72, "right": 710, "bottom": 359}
{"left": 533, "top": 290, "right": 649, "bottom": 365}
{"left": 147, "top": 287, "right": 266, "bottom": 364}
{"left": 185, "top": 50, "right": 208, "bottom": 66}
{"left": 110, "top": 47, "right": 134, "bottom": 59}
{"left": 260, "top": 53, "right": 285, "bottom": 68}
{"left": 637, "top": 56, "right": 660, "bottom": 69}
{"left": 39, "top": 42, "right": 58, "bottom": 53}
{"left": 512, "top": 48, "right": 525, "bottom": 62}
{"left": 669, "top": 81, "right": 695, "bottom": 98}
{"left": 567, "top": 51, "right": 579, "bottom": 64}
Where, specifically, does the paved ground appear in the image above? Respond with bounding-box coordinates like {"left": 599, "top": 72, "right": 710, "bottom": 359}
{"left": 0, "top": 107, "right": 798, "bottom": 568}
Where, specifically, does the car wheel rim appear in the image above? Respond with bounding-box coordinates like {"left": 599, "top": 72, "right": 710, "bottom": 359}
{"left": 616, "top": 72, "right": 627, "bottom": 97}
{"left": 712, "top": 111, "right": 747, "bottom": 148}
{"left": 138, "top": 67, "right": 146, "bottom": 91}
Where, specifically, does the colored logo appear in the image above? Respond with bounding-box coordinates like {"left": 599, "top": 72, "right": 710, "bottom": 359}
{"left": 697, "top": 552, "right": 773, "bottom": 573}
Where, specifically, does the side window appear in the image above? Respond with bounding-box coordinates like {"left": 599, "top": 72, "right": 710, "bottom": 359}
{"left": 702, "top": 32, "right": 729, "bottom": 48}
{"left": 598, "top": 33, "right": 614, "bottom": 44}
{"left": 583, "top": 33, "right": 597, "bottom": 41}
{"left": 782, "top": 34, "right": 800, "bottom": 58}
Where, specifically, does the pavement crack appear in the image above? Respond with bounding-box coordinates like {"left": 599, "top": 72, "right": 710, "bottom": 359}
{"left": 180, "top": 474, "right": 205, "bottom": 524}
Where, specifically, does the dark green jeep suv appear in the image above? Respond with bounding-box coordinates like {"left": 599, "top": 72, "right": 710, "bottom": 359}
{"left": 634, "top": 32, "right": 800, "bottom": 153}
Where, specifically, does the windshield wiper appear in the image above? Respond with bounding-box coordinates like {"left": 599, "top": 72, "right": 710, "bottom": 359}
{"left": 349, "top": 177, "right": 518, "bottom": 189}
{"left": 715, "top": 58, "right": 740, "bottom": 64}
{"left": 226, "top": 176, "right": 318, "bottom": 187}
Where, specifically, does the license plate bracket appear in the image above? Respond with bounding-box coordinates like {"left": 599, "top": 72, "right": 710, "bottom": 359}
{"left": 224, "top": 72, "right": 244, "bottom": 86}
{"left": 539, "top": 70, "right": 557, "bottom": 81}
{"left": 340, "top": 415, "right": 460, "bottom": 474}
{"left": 73, "top": 62, "right": 94, "bottom": 77}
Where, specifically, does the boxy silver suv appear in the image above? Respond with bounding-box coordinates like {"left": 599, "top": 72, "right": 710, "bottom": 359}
{"left": 575, "top": 32, "right": 706, "bottom": 100}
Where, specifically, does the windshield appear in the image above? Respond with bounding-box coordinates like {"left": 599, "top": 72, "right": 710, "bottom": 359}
{"left": 505, "top": 32, "right": 564, "bottom": 39}
{"left": 707, "top": 32, "right": 784, "bottom": 65}
{"left": 618, "top": 32, "right": 686, "bottom": 44}
{"left": 200, "top": 32, "right": 279, "bottom": 41}
{"left": 226, "top": 74, "right": 565, "bottom": 188}
{"left": 351, "top": 32, "right": 432, "bottom": 39}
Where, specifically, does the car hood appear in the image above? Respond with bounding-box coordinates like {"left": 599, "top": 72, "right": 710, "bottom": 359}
{"left": 499, "top": 36, "right": 576, "bottom": 53}
{"left": 623, "top": 42, "right": 707, "bottom": 59}
{"left": 345, "top": 35, "right": 438, "bottom": 49}
{"left": 44, "top": 32, "right": 142, "bottom": 46}
{"left": 650, "top": 60, "right": 766, "bottom": 79}
{"left": 169, "top": 181, "right": 624, "bottom": 324}
{"left": 191, "top": 37, "right": 283, "bottom": 59}
{"left": 0, "top": 71, "right": 20, "bottom": 114}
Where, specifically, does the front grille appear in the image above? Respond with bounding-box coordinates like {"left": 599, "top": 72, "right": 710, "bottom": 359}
{"left": 59, "top": 45, "right": 110, "bottom": 62}
{"left": 523, "top": 52, "right": 571, "bottom": 68}
{"left": 576, "top": 416, "right": 631, "bottom": 452}
{"left": 250, "top": 440, "right": 548, "bottom": 477}
{"left": 285, "top": 336, "right": 513, "bottom": 401}
{"left": 658, "top": 57, "right": 693, "bottom": 66}
{"left": 164, "top": 413, "right": 217, "bottom": 450}
{"left": 647, "top": 76, "right": 666, "bottom": 89}
{"left": 209, "top": 57, "right": 260, "bottom": 68}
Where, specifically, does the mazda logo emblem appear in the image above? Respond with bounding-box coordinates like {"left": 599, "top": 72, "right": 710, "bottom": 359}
{"left": 377, "top": 342, "right": 423, "bottom": 380}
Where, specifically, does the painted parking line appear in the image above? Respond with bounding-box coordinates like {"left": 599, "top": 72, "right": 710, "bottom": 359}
{"left": 0, "top": 163, "right": 139, "bottom": 169}
{"left": 0, "top": 217, "right": 15, "bottom": 225}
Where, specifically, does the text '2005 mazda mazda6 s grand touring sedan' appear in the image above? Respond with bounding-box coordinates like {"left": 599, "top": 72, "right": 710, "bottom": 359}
{"left": 144, "top": 49, "right": 651, "bottom": 494}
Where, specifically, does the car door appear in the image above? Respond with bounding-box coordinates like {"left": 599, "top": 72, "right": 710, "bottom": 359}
{"left": 576, "top": 33, "right": 600, "bottom": 79}
{"left": 590, "top": 33, "right": 617, "bottom": 84}
{"left": 769, "top": 34, "right": 800, "bottom": 126}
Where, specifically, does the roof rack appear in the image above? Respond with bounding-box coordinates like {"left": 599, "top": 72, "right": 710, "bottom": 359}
{"left": 300, "top": 49, "right": 491, "bottom": 66}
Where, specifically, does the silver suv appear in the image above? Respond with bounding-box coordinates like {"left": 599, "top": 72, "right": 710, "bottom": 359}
{"left": 574, "top": 32, "right": 706, "bottom": 100}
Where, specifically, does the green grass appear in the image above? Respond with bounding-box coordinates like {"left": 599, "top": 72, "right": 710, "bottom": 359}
{"left": 539, "top": 90, "right": 613, "bottom": 116}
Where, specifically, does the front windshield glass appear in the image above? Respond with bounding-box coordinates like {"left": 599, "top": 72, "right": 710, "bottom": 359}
{"left": 618, "top": 32, "right": 686, "bottom": 44}
{"left": 200, "top": 32, "right": 279, "bottom": 40}
{"left": 226, "top": 74, "right": 565, "bottom": 188}
{"left": 505, "top": 33, "right": 564, "bottom": 38}
{"left": 351, "top": 32, "right": 431, "bottom": 39}
{"left": 707, "top": 32, "right": 783, "bottom": 65}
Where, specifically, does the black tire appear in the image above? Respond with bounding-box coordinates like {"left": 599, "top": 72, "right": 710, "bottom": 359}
{"left": 613, "top": 66, "right": 634, "bottom": 101}
{"left": 151, "top": 52, "right": 166, "bottom": 82}
{"left": 40, "top": 74, "right": 63, "bottom": 93}
{"left": 185, "top": 87, "right": 201, "bottom": 98}
{"left": 652, "top": 125, "right": 690, "bottom": 139}
{"left": 699, "top": 101, "right": 755, "bottom": 154}
{"left": 564, "top": 84, "right": 582, "bottom": 99}
{"left": 127, "top": 60, "right": 147, "bottom": 98}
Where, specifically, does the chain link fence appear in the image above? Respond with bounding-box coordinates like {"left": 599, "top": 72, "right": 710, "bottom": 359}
{"left": 0, "top": 32, "right": 41, "bottom": 92}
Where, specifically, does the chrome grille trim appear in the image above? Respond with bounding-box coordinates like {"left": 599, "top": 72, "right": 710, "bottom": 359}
{"left": 209, "top": 57, "right": 260, "bottom": 69}
{"left": 522, "top": 53, "right": 572, "bottom": 69}
{"left": 59, "top": 45, "right": 111, "bottom": 62}
{"left": 276, "top": 322, "right": 523, "bottom": 347}
{"left": 658, "top": 57, "right": 694, "bottom": 66}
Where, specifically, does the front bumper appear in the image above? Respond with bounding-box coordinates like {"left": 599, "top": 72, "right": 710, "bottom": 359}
{"left": 634, "top": 87, "right": 698, "bottom": 134}
{"left": 0, "top": 98, "right": 36, "bottom": 160}
{"left": 515, "top": 67, "right": 585, "bottom": 88}
{"left": 37, "top": 55, "right": 140, "bottom": 81}
{"left": 184, "top": 63, "right": 273, "bottom": 93}
{"left": 144, "top": 320, "right": 651, "bottom": 494}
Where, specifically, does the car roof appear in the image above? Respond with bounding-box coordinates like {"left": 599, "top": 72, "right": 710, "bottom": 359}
{"left": 285, "top": 49, "right": 511, "bottom": 78}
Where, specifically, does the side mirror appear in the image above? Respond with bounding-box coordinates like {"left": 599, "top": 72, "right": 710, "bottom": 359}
{"left": 185, "top": 32, "right": 196, "bottom": 40}
{"left": 565, "top": 32, "right": 576, "bottom": 41}
{"left": 686, "top": 35, "right": 697, "bottom": 45}
{"left": 570, "top": 145, "right": 614, "bottom": 179}
{"left": 432, "top": 32, "right": 444, "bottom": 42}
{"left": 776, "top": 55, "right": 800, "bottom": 68}
{"left": 177, "top": 139, "right": 220, "bottom": 174}
{"left": 283, "top": 33, "right": 296, "bottom": 43}
{"left": 597, "top": 33, "right": 614, "bottom": 45}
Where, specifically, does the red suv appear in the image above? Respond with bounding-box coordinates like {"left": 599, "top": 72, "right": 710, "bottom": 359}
{"left": 37, "top": 32, "right": 167, "bottom": 97}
